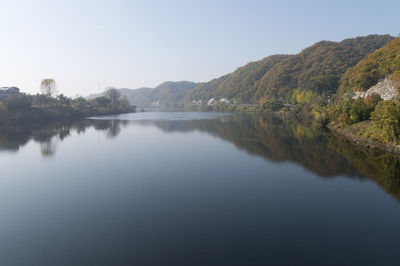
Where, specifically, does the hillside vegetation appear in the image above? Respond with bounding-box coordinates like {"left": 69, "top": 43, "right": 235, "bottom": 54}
{"left": 184, "top": 34, "right": 393, "bottom": 104}
{"left": 327, "top": 37, "right": 400, "bottom": 148}
{"left": 257, "top": 35, "right": 394, "bottom": 99}
{"left": 183, "top": 54, "right": 289, "bottom": 103}
{"left": 88, "top": 35, "right": 393, "bottom": 108}
{"left": 339, "top": 37, "right": 400, "bottom": 93}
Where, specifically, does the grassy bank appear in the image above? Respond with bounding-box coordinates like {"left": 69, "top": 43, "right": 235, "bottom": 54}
{"left": 327, "top": 121, "right": 400, "bottom": 154}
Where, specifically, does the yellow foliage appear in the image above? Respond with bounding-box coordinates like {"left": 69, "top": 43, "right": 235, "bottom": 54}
{"left": 0, "top": 102, "right": 8, "bottom": 113}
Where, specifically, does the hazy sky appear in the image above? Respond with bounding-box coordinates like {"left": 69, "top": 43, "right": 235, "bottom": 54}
{"left": 0, "top": 0, "right": 399, "bottom": 96}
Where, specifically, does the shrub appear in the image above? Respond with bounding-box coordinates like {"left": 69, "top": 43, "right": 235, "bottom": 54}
{"left": 0, "top": 102, "right": 8, "bottom": 119}
{"left": 371, "top": 100, "right": 400, "bottom": 143}
{"left": 32, "top": 94, "right": 49, "bottom": 107}
{"left": 349, "top": 98, "right": 374, "bottom": 123}
{"left": 73, "top": 97, "right": 89, "bottom": 110}
{"left": 364, "top": 93, "right": 382, "bottom": 107}
{"left": 260, "top": 97, "right": 284, "bottom": 112}
{"left": 91, "top": 96, "right": 111, "bottom": 108}
{"left": 0, "top": 102, "right": 7, "bottom": 112}
{"left": 289, "top": 88, "right": 320, "bottom": 105}
{"left": 4, "top": 94, "right": 32, "bottom": 111}
{"left": 57, "top": 94, "right": 71, "bottom": 105}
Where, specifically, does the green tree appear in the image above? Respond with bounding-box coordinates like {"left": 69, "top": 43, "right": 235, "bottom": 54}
{"left": 349, "top": 98, "right": 374, "bottom": 123}
{"left": 4, "top": 94, "right": 33, "bottom": 111}
{"left": 73, "top": 96, "right": 88, "bottom": 110}
{"left": 92, "top": 96, "right": 111, "bottom": 108}
{"left": 371, "top": 100, "right": 400, "bottom": 143}
{"left": 57, "top": 94, "right": 70, "bottom": 105}
{"left": 119, "top": 96, "right": 130, "bottom": 111}
{"left": 260, "top": 97, "right": 283, "bottom": 111}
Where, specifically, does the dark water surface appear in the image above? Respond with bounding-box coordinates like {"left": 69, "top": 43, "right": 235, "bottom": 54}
{"left": 0, "top": 112, "right": 399, "bottom": 266}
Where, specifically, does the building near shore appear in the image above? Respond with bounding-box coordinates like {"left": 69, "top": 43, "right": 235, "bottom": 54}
{"left": 207, "top": 98, "right": 216, "bottom": 106}
{"left": 0, "top": 87, "right": 20, "bottom": 99}
{"left": 191, "top": 100, "right": 202, "bottom": 105}
{"left": 220, "top": 98, "right": 229, "bottom": 104}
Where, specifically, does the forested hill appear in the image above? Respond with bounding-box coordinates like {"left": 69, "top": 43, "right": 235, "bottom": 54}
{"left": 339, "top": 37, "right": 400, "bottom": 93}
{"left": 184, "top": 34, "right": 394, "bottom": 104}
{"left": 87, "top": 34, "right": 394, "bottom": 107}
{"left": 183, "top": 54, "right": 289, "bottom": 103}
{"left": 323, "top": 37, "right": 400, "bottom": 151}
{"left": 88, "top": 81, "right": 197, "bottom": 107}
{"left": 254, "top": 34, "right": 394, "bottom": 100}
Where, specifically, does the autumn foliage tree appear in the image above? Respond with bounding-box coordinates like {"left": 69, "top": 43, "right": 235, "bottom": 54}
{"left": 40, "top": 78, "right": 57, "bottom": 97}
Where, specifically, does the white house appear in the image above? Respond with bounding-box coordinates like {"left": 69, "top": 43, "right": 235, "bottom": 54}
{"left": 191, "top": 100, "right": 202, "bottom": 105}
{"left": 219, "top": 98, "right": 229, "bottom": 104}
{"left": 207, "top": 98, "right": 216, "bottom": 106}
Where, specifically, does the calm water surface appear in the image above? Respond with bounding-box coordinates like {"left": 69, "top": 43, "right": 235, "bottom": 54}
{"left": 0, "top": 112, "right": 399, "bottom": 266}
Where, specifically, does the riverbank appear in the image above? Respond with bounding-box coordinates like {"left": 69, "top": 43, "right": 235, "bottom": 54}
{"left": 183, "top": 103, "right": 259, "bottom": 113}
{"left": 326, "top": 121, "right": 400, "bottom": 155}
{"left": 0, "top": 88, "right": 136, "bottom": 125}
{"left": 257, "top": 105, "right": 400, "bottom": 155}
{"left": 0, "top": 106, "right": 135, "bottom": 125}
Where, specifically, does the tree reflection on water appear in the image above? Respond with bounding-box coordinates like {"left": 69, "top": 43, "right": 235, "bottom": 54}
{"left": 0, "top": 114, "right": 399, "bottom": 200}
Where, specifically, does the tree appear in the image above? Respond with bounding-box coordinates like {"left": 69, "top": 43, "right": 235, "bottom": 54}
{"left": 260, "top": 97, "right": 283, "bottom": 112}
{"left": 364, "top": 93, "right": 382, "bottom": 107}
{"left": 57, "top": 94, "right": 70, "bottom": 105}
{"left": 119, "top": 95, "right": 130, "bottom": 111}
{"left": 4, "top": 94, "right": 33, "bottom": 111}
{"left": 371, "top": 100, "right": 400, "bottom": 143}
{"left": 349, "top": 98, "right": 373, "bottom": 123}
{"left": 73, "top": 96, "right": 88, "bottom": 110}
{"left": 92, "top": 96, "right": 111, "bottom": 108}
{"left": 0, "top": 102, "right": 8, "bottom": 119}
{"left": 40, "top": 78, "right": 57, "bottom": 97}
{"left": 33, "top": 93, "right": 50, "bottom": 106}
{"left": 104, "top": 87, "right": 121, "bottom": 108}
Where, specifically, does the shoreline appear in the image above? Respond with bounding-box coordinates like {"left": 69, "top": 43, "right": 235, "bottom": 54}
{"left": 326, "top": 122, "right": 400, "bottom": 155}
{"left": 0, "top": 109, "right": 135, "bottom": 125}
{"left": 3, "top": 106, "right": 400, "bottom": 156}
{"left": 260, "top": 108, "right": 400, "bottom": 156}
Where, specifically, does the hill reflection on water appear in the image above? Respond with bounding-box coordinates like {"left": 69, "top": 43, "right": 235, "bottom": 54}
{"left": 1, "top": 112, "right": 399, "bottom": 200}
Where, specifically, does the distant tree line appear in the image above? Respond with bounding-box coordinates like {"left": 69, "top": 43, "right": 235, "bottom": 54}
{"left": 0, "top": 79, "right": 135, "bottom": 122}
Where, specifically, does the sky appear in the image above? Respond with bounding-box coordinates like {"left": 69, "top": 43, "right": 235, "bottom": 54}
{"left": 0, "top": 0, "right": 399, "bottom": 97}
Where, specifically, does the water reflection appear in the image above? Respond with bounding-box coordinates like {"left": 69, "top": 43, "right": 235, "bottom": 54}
{"left": 1, "top": 114, "right": 400, "bottom": 200}
{"left": 0, "top": 120, "right": 129, "bottom": 157}
{"left": 40, "top": 138, "right": 57, "bottom": 158}
{"left": 131, "top": 115, "right": 400, "bottom": 198}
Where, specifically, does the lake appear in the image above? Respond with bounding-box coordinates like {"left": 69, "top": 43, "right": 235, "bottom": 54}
{"left": 0, "top": 112, "right": 399, "bottom": 266}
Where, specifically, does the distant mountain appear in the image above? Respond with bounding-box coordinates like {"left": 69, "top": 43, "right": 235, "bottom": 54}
{"left": 184, "top": 34, "right": 394, "bottom": 104}
{"left": 88, "top": 34, "right": 394, "bottom": 107}
{"left": 88, "top": 81, "right": 197, "bottom": 107}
